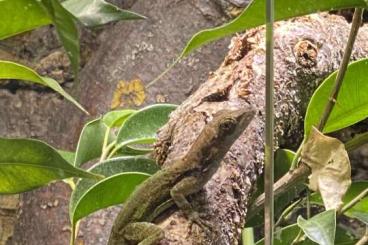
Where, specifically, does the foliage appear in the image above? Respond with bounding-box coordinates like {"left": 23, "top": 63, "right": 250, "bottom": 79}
{"left": 0, "top": 138, "right": 101, "bottom": 194}
{"left": 0, "top": 0, "right": 144, "bottom": 111}
{"left": 305, "top": 59, "right": 368, "bottom": 135}
{"left": 0, "top": 102, "right": 176, "bottom": 242}
{"left": 180, "top": 0, "right": 368, "bottom": 58}
{"left": 2, "top": 0, "right": 368, "bottom": 244}
{"left": 0, "top": 60, "right": 86, "bottom": 113}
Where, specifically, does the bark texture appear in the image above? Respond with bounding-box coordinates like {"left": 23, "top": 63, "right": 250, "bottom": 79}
{"left": 0, "top": 1, "right": 368, "bottom": 245}
{"left": 0, "top": 0, "right": 233, "bottom": 244}
{"left": 150, "top": 14, "right": 368, "bottom": 244}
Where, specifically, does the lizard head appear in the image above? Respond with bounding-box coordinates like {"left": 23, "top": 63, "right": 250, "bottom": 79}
{"left": 214, "top": 105, "right": 255, "bottom": 142}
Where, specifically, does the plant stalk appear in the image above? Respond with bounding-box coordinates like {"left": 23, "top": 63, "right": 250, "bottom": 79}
{"left": 250, "top": 129, "right": 368, "bottom": 217}
{"left": 340, "top": 188, "right": 368, "bottom": 214}
{"left": 355, "top": 226, "right": 368, "bottom": 245}
{"left": 317, "top": 8, "right": 363, "bottom": 131}
{"left": 264, "top": 0, "right": 275, "bottom": 243}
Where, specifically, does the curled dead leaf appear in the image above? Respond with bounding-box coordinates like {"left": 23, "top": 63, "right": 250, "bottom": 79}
{"left": 301, "top": 127, "right": 351, "bottom": 210}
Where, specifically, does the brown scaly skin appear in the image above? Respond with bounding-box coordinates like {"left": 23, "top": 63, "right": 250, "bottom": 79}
{"left": 108, "top": 103, "right": 255, "bottom": 245}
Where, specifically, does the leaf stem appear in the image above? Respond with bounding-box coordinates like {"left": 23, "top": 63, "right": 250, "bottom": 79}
{"left": 100, "top": 127, "right": 112, "bottom": 162}
{"left": 345, "top": 131, "right": 368, "bottom": 152}
{"left": 146, "top": 57, "right": 180, "bottom": 88}
{"left": 275, "top": 198, "right": 303, "bottom": 227}
{"left": 290, "top": 139, "right": 304, "bottom": 170}
{"left": 291, "top": 229, "right": 305, "bottom": 245}
{"left": 340, "top": 187, "right": 368, "bottom": 214}
{"left": 355, "top": 226, "right": 368, "bottom": 245}
{"left": 250, "top": 134, "right": 368, "bottom": 215}
{"left": 317, "top": 8, "right": 363, "bottom": 131}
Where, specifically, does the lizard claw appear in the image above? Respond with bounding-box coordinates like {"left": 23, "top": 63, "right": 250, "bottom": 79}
{"left": 188, "top": 212, "right": 212, "bottom": 235}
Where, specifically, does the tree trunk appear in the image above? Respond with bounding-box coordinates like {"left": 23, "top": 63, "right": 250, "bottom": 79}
{"left": 1, "top": 1, "right": 368, "bottom": 245}
{"left": 148, "top": 13, "right": 368, "bottom": 244}
{"left": 0, "top": 0, "right": 232, "bottom": 244}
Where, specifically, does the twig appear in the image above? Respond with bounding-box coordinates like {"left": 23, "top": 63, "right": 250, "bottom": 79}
{"left": 345, "top": 131, "right": 368, "bottom": 152}
{"left": 355, "top": 226, "right": 368, "bottom": 245}
{"left": 251, "top": 7, "right": 365, "bottom": 222}
{"left": 249, "top": 131, "right": 368, "bottom": 217}
{"left": 317, "top": 8, "right": 363, "bottom": 130}
{"left": 290, "top": 8, "right": 363, "bottom": 171}
{"left": 340, "top": 188, "right": 368, "bottom": 214}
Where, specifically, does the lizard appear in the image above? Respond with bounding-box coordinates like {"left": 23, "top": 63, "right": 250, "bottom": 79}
{"left": 108, "top": 103, "right": 255, "bottom": 245}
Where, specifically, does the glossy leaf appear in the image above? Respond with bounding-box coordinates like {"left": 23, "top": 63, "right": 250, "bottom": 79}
{"left": 102, "top": 109, "right": 136, "bottom": 128}
{"left": 310, "top": 181, "right": 368, "bottom": 224}
{"left": 0, "top": 0, "right": 144, "bottom": 40}
{"left": 0, "top": 138, "right": 101, "bottom": 194}
{"left": 305, "top": 58, "right": 368, "bottom": 135}
{"left": 58, "top": 150, "right": 75, "bottom": 165}
{"left": 255, "top": 224, "right": 356, "bottom": 245}
{"left": 62, "top": 0, "right": 145, "bottom": 27}
{"left": 297, "top": 210, "right": 336, "bottom": 245}
{"left": 69, "top": 156, "right": 159, "bottom": 224}
{"left": 116, "top": 104, "right": 177, "bottom": 147}
{"left": 0, "top": 60, "right": 86, "bottom": 113}
{"left": 74, "top": 118, "right": 114, "bottom": 167}
{"left": 0, "top": 0, "right": 50, "bottom": 40}
{"left": 42, "top": 0, "right": 80, "bottom": 76}
{"left": 181, "top": 0, "right": 368, "bottom": 57}
{"left": 247, "top": 149, "right": 305, "bottom": 226}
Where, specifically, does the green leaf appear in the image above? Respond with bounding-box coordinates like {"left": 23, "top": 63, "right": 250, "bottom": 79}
{"left": 255, "top": 224, "right": 356, "bottom": 245}
{"left": 74, "top": 118, "right": 114, "bottom": 167}
{"left": 0, "top": 60, "right": 86, "bottom": 113}
{"left": 305, "top": 58, "right": 368, "bottom": 135}
{"left": 58, "top": 150, "right": 75, "bottom": 165}
{"left": 310, "top": 181, "right": 368, "bottom": 224}
{"left": 242, "top": 227, "right": 255, "bottom": 245}
{"left": 180, "top": 0, "right": 368, "bottom": 58}
{"left": 0, "top": 138, "right": 101, "bottom": 194}
{"left": 62, "top": 0, "right": 145, "bottom": 27}
{"left": 116, "top": 104, "right": 177, "bottom": 148}
{"left": 297, "top": 210, "right": 336, "bottom": 245}
{"left": 69, "top": 156, "right": 159, "bottom": 224}
{"left": 41, "top": 0, "right": 80, "bottom": 77}
{"left": 247, "top": 149, "right": 305, "bottom": 226}
{"left": 256, "top": 224, "right": 307, "bottom": 245}
{"left": 102, "top": 109, "right": 136, "bottom": 128}
{"left": 0, "top": 0, "right": 50, "bottom": 40}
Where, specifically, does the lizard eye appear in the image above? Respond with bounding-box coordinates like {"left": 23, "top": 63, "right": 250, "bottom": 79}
{"left": 220, "top": 118, "right": 237, "bottom": 135}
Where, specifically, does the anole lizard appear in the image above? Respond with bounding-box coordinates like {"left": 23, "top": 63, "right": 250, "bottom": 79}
{"left": 108, "top": 104, "right": 255, "bottom": 245}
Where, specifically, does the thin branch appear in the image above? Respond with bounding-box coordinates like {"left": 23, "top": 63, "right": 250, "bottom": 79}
{"left": 290, "top": 8, "right": 363, "bottom": 171}
{"left": 355, "top": 226, "right": 368, "bottom": 245}
{"left": 317, "top": 8, "right": 363, "bottom": 130}
{"left": 249, "top": 130, "right": 368, "bottom": 217}
{"left": 345, "top": 131, "right": 368, "bottom": 152}
{"left": 340, "top": 188, "right": 368, "bottom": 214}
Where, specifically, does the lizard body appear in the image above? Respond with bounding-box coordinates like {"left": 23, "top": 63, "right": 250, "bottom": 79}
{"left": 108, "top": 104, "right": 255, "bottom": 245}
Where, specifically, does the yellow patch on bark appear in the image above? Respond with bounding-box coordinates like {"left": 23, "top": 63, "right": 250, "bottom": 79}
{"left": 111, "top": 79, "right": 146, "bottom": 109}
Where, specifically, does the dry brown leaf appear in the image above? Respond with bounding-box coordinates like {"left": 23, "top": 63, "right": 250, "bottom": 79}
{"left": 301, "top": 127, "right": 351, "bottom": 210}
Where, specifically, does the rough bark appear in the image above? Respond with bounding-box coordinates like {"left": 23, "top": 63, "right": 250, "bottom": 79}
{"left": 149, "top": 14, "right": 368, "bottom": 244}
{"left": 0, "top": 0, "right": 233, "bottom": 244}
{"left": 1, "top": 1, "right": 368, "bottom": 245}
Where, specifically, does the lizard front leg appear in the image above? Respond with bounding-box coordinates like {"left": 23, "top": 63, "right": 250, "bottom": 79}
{"left": 170, "top": 176, "right": 212, "bottom": 232}
{"left": 123, "top": 222, "right": 164, "bottom": 245}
